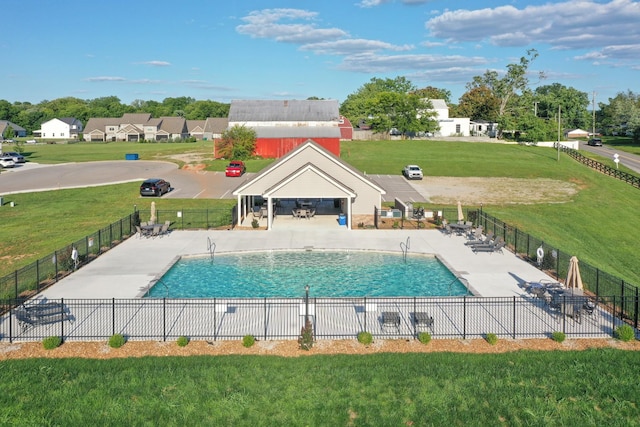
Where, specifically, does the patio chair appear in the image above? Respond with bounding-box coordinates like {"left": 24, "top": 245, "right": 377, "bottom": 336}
{"left": 135, "top": 225, "right": 144, "bottom": 238}
{"left": 307, "top": 208, "right": 316, "bottom": 219}
{"left": 252, "top": 207, "right": 263, "bottom": 219}
{"left": 466, "top": 226, "right": 483, "bottom": 242}
{"left": 443, "top": 224, "right": 453, "bottom": 236}
{"left": 465, "top": 230, "right": 494, "bottom": 246}
{"left": 381, "top": 311, "right": 400, "bottom": 330}
{"left": 20, "top": 301, "right": 66, "bottom": 317}
{"left": 159, "top": 221, "right": 170, "bottom": 237}
{"left": 150, "top": 224, "right": 162, "bottom": 238}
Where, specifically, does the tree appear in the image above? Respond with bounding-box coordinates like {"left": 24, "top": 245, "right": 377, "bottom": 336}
{"left": 217, "top": 125, "right": 257, "bottom": 159}
{"left": 600, "top": 91, "right": 640, "bottom": 138}
{"left": 467, "top": 49, "right": 544, "bottom": 137}
{"left": 412, "top": 86, "right": 452, "bottom": 104}
{"left": 456, "top": 86, "right": 500, "bottom": 122}
{"left": 534, "top": 84, "right": 589, "bottom": 130}
{"left": 340, "top": 76, "right": 438, "bottom": 135}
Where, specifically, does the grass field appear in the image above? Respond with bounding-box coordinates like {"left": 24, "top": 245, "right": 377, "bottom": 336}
{"left": 1, "top": 350, "right": 639, "bottom": 425}
{"left": 1, "top": 140, "right": 639, "bottom": 286}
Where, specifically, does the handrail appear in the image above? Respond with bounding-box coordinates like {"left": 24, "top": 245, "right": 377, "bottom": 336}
{"left": 207, "top": 237, "right": 216, "bottom": 262}
{"left": 399, "top": 236, "right": 410, "bottom": 263}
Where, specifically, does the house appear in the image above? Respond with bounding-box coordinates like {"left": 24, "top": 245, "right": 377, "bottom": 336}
{"left": 83, "top": 113, "right": 188, "bottom": 141}
{"left": 186, "top": 120, "right": 206, "bottom": 139}
{"left": 0, "top": 120, "right": 27, "bottom": 139}
{"left": 426, "top": 99, "right": 470, "bottom": 137}
{"left": 470, "top": 120, "right": 499, "bottom": 137}
{"left": 202, "top": 117, "right": 229, "bottom": 141}
{"left": 232, "top": 140, "right": 385, "bottom": 230}
{"left": 226, "top": 99, "right": 342, "bottom": 158}
{"left": 34, "top": 117, "right": 83, "bottom": 139}
{"left": 566, "top": 128, "right": 589, "bottom": 138}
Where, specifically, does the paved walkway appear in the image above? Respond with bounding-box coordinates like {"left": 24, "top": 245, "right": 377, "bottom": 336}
{"left": 39, "top": 227, "right": 552, "bottom": 300}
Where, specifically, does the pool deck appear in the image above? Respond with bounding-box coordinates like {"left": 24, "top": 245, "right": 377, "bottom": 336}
{"left": 38, "top": 226, "right": 554, "bottom": 300}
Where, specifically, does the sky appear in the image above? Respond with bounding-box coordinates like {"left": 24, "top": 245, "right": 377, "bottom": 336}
{"left": 2, "top": 0, "right": 639, "bottom": 107}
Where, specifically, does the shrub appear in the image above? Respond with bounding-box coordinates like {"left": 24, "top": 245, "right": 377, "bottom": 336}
{"left": 242, "top": 335, "right": 256, "bottom": 348}
{"left": 176, "top": 336, "right": 189, "bottom": 347}
{"left": 551, "top": 331, "right": 566, "bottom": 343}
{"left": 357, "top": 331, "right": 373, "bottom": 345}
{"left": 251, "top": 219, "right": 259, "bottom": 229}
{"left": 485, "top": 333, "right": 498, "bottom": 345}
{"left": 109, "top": 333, "right": 126, "bottom": 348}
{"left": 298, "top": 319, "right": 314, "bottom": 351}
{"left": 417, "top": 332, "right": 431, "bottom": 344}
{"left": 615, "top": 324, "right": 635, "bottom": 342}
{"left": 42, "top": 336, "right": 62, "bottom": 350}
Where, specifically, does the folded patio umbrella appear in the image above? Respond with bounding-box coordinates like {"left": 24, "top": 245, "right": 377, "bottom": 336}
{"left": 566, "top": 256, "right": 584, "bottom": 290}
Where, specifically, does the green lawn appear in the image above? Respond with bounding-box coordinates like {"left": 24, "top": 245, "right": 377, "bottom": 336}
{"left": 1, "top": 350, "right": 639, "bottom": 425}
{"left": 1, "top": 139, "right": 640, "bottom": 286}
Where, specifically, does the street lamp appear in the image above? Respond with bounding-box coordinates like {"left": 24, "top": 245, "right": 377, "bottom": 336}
{"left": 304, "top": 285, "right": 310, "bottom": 323}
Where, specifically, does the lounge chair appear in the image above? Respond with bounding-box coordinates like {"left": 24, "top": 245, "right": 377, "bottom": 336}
{"left": 472, "top": 238, "right": 505, "bottom": 254}
{"left": 15, "top": 307, "right": 74, "bottom": 332}
{"left": 466, "top": 226, "right": 483, "bottom": 242}
{"left": 381, "top": 311, "right": 400, "bottom": 330}
{"left": 413, "top": 312, "right": 434, "bottom": 331}
{"left": 465, "top": 230, "right": 494, "bottom": 246}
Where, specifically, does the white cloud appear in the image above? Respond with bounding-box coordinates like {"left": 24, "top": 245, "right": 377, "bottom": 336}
{"left": 338, "top": 53, "right": 488, "bottom": 73}
{"left": 85, "top": 76, "right": 126, "bottom": 82}
{"left": 236, "top": 8, "right": 347, "bottom": 43}
{"left": 141, "top": 60, "right": 171, "bottom": 67}
{"left": 301, "top": 39, "right": 413, "bottom": 55}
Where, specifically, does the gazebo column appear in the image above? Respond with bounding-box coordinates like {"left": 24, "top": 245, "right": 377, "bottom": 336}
{"left": 266, "top": 196, "right": 273, "bottom": 230}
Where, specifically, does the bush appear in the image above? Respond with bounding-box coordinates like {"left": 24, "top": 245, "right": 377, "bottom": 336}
{"left": 417, "top": 332, "right": 431, "bottom": 344}
{"left": 485, "top": 333, "right": 498, "bottom": 345}
{"left": 251, "top": 219, "right": 259, "bottom": 229}
{"left": 298, "top": 319, "right": 314, "bottom": 351}
{"left": 615, "top": 324, "right": 635, "bottom": 342}
{"left": 177, "top": 336, "right": 189, "bottom": 347}
{"left": 109, "top": 333, "right": 126, "bottom": 348}
{"left": 42, "top": 336, "right": 62, "bottom": 350}
{"left": 551, "top": 331, "right": 566, "bottom": 343}
{"left": 357, "top": 331, "right": 373, "bottom": 345}
{"left": 242, "top": 335, "right": 256, "bottom": 348}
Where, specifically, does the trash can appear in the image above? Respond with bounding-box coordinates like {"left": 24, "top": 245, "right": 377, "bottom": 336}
{"left": 338, "top": 213, "right": 347, "bottom": 226}
{"left": 125, "top": 153, "right": 139, "bottom": 160}
{"left": 0, "top": 196, "right": 3, "bottom": 206}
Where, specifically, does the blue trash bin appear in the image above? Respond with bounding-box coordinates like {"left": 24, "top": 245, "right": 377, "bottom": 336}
{"left": 338, "top": 213, "right": 347, "bottom": 226}
{"left": 125, "top": 153, "right": 139, "bottom": 160}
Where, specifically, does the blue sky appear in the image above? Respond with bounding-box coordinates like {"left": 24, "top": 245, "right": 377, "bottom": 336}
{"left": 2, "top": 0, "right": 639, "bottom": 106}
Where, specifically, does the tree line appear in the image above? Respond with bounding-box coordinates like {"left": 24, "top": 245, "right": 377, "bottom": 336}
{"left": 1, "top": 50, "right": 639, "bottom": 142}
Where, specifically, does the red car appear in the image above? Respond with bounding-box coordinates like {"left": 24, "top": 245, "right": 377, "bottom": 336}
{"left": 225, "top": 160, "right": 246, "bottom": 177}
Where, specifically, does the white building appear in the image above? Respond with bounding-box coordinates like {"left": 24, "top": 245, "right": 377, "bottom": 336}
{"left": 427, "top": 99, "right": 470, "bottom": 137}
{"left": 35, "top": 117, "right": 83, "bottom": 139}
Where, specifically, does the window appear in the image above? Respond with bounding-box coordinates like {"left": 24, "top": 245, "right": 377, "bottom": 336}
{"left": 455, "top": 124, "right": 461, "bottom": 134}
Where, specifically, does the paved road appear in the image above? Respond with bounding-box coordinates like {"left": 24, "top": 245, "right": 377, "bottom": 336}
{"left": 0, "top": 161, "right": 423, "bottom": 202}
{"left": 578, "top": 141, "right": 640, "bottom": 174}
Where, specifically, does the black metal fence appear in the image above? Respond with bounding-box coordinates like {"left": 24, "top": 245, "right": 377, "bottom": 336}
{"left": 558, "top": 143, "right": 640, "bottom": 189}
{"left": 1, "top": 295, "right": 630, "bottom": 343}
{"left": 0, "top": 208, "right": 234, "bottom": 302}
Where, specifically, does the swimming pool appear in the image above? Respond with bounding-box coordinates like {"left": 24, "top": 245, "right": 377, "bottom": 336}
{"left": 146, "top": 250, "right": 469, "bottom": 298}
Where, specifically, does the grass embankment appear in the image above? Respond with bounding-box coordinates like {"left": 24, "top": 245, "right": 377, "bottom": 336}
{"left": 1, "top": 140, "right": 640, "bottom": 286}
{"left": 0, "top": 350, "right": 638, "bottom": 425}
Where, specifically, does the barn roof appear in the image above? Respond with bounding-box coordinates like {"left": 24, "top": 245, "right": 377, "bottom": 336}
{"left": 229, "top": 99, "right": 340, "bottom": 122}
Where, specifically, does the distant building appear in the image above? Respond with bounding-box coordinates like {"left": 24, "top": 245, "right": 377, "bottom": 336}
{"left": 84, "top": 114, "right": 188, "bottom": 142}
{"left": 0, "top": 120, "right": 27, "bottom": 138}
{"left": 34, "top": 117, "right": 83, "bottom": 139}
{"left": 226, "top": 99, "right": 341, "bottom": 158}
{"left": 426, "top": 99, "right": 470, "bottom": 137}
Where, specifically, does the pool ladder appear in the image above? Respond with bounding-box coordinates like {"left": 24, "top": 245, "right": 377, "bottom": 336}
{"left": 207, "top": 237, "right": 216, "bottom": 262}
{"left": 400, "top": 236, "right": 410, "bottom": 263}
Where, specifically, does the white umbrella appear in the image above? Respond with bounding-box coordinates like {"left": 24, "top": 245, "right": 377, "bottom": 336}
{"left": 457, "top": 201, "right": 464, "bottom": 222}
{"left": 150, "top": 201, "right": 157, "bottom": 224}
{"left": 566, "top": 256, "right": 584, "bottom": 290}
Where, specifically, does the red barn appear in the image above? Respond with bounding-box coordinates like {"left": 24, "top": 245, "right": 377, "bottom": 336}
{"left": 339, "top": 115, "right": 353, "bottom": 140}
{"left": 227, "top": 100, "right": 342, "bottom": 158}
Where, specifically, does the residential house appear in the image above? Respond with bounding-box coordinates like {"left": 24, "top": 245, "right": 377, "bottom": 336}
{"left": 226, "top": 99, "right": 341, "bottom": 158}
{"left": 202, "top": 117, "right": 228, "bottom": 141}
{"left": 83, "top": 113, "right": 188, "bottom": 142}
{"left": 35, "top": 117, "right": 83, "bottom": 139}
{"left": 426, "top": 99, "right": 470, "bottom": 137}
{"left": 187, "top": 120, "right": 206, "bottom": 139}
{"left": 0, "top": 120, "right": 27, "bottom": 139}
{"left": 470, "top": 120, "right": 499, "bottom": 137}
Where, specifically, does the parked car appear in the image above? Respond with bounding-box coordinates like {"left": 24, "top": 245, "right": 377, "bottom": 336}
{"left": 1, "top": 151, "right": 25, "bottom": 163}
{"left": 402, "top": 164, "right": 423, "bottom": 180}
{"left": 225, "top": 160, "right": 246, "bottom": 177}
{"left": 587, "top": 138, "right": 603, "bottom": 146}
{"left": 140, "top": 178, "right": 171, "bottom": 197}
{"left": 0, "top": 158, "right": 15, "bottom": 168}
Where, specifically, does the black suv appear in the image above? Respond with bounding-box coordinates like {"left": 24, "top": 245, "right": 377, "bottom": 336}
{"left": 140, "top": 178, "right": 171, "bottom": 196}
{"left": 587, "top": 138, "right": 603, "bottom": 146}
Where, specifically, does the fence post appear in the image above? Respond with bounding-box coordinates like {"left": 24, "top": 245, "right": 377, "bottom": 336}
{"left": 612, "top": 295, "right": 617, "bottom": 335}
{"left": 112, "top": 298, "right": 116, "bottom": 336}
{"left": 263, "top": 298, "right": 267, "bottom": 340}
{"left": 14, "top": 270, "right": 18, "bottom": 300}
{"left": 163, "top": 298, "right": 167, "bottom": 342}
{"left": 413, "top": 297, "right": 417, "bottom": 339}
{"left": 634, "top": 288, "right": 639, "bottom": 330}
{"left": 512, "top": 296, "right": 516, "bottom": 339}
{"left": 462, "top": 296, "right": 467, "bottom": 339}
{"left": 60, "top": 297, "right": 65, "bottom": 339}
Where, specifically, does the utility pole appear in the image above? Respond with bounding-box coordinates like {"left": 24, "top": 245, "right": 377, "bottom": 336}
{"left": 534, "top": 101, "right": 538, "bottom": 117}
{"left": 592, "top": 91, "right": 597, "bottom": 138}
{"left": 557, "top": 105, "right": 561, "bottom": 161}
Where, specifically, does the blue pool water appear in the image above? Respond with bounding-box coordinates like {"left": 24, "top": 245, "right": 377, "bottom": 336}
{"left": 147, "top": 251, "right": 468, "bottom": 298}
